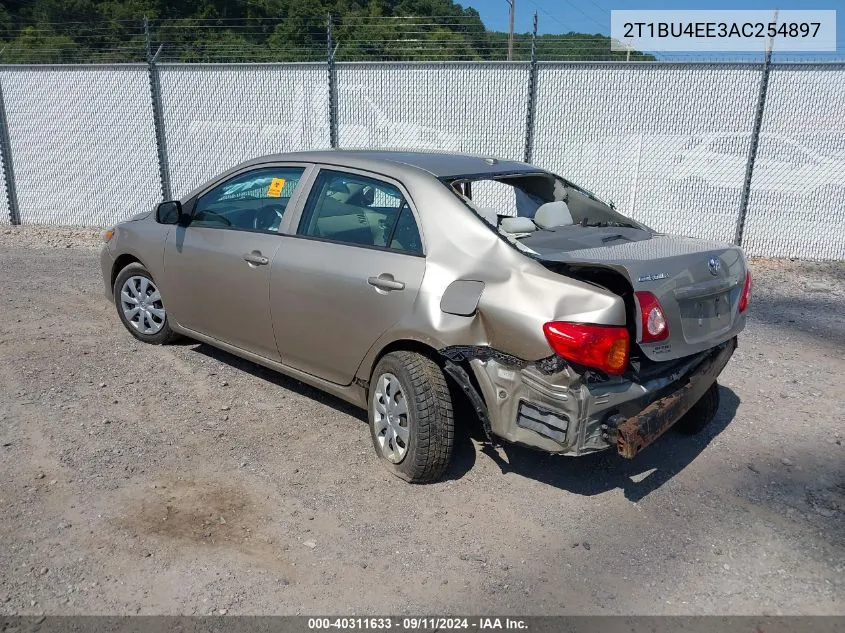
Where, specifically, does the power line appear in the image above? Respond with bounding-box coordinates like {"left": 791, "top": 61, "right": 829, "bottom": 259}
{"left": 579, "top": 0, "right": 613, "bottom": 21}
{"left": 521, "top": 0, "right": 606, "bottom": 34}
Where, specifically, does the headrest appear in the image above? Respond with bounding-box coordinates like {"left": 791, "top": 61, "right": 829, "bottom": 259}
{"left": 327, "top": 180, "right": 351, "bottom": 202}
{"left": 477, "top": 207, "right": 498, "bottom": 226}
{"left": 500, "top": 216, "right": 536, "bottom": 233}
{"left": 534, "top": 201, "right": 573, "bottom": 229}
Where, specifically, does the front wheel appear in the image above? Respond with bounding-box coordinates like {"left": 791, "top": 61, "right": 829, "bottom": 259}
{"left": 113, "top": 262, "right": 178, "bottom": 345}
{"left": 368, "top": 352, "right": 454, "bottom": 483}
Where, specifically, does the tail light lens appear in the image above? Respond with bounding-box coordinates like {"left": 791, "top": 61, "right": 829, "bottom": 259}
{"left": 635, "top": 291, "right": 669, "bottom": 343}
{"left": 739, "top": 270, "right": 752, "bottom": 313}
{"left": 543, "top": 322, "right": 629, "bottom": 375}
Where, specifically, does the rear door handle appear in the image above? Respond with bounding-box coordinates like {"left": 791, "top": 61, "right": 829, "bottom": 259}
{"left": 368, "top": 274, "right": 405, "bottom": 292}
{"left": 243, "top": 251, "right": 269, "bottom": 266}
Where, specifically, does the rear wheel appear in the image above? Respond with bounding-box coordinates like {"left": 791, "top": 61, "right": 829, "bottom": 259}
{"left": 113, "top": 263, "right": 178, "bottom": 345}
{"left": 368, "top": 352, "right": 454, "bottom": 483}
{"left": 674, "top": 382, "right": 720, "bottom": 435}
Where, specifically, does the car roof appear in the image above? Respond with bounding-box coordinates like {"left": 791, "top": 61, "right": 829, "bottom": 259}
{"left": 242, "top": 149, "right": 541, "bottom": 179}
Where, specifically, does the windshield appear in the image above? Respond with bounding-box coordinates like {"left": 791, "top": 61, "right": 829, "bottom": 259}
{"left": 443, "top": 172, "right": 646, "bottom": 231}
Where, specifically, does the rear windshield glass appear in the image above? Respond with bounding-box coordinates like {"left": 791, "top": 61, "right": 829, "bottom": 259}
{"left": 442, "top": 172, "right": 646, "bottom": 231}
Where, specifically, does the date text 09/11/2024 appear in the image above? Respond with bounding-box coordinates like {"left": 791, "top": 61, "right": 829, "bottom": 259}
{"left": 307, "top": 617, "right": 529, "bottom": 630}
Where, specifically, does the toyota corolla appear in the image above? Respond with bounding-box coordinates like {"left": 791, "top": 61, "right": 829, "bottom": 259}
{"left": 100, "top": 151, "right": 750, "bottom": 483}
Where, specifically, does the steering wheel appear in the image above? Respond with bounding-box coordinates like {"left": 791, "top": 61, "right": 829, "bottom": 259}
{"left": 253, "top": 204, "right": 286, "bottom": 231}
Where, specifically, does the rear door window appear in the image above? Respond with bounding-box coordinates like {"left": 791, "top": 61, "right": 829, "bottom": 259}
{"left": 297, "top": 169, "right": 423, "bottom": 254}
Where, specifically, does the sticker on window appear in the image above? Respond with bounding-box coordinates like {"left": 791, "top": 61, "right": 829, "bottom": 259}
{"left": 267, "top": 178, "right": 286, "bottom": 198}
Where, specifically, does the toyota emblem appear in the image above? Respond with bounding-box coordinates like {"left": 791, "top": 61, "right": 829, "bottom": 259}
{"left": 708, "top": 257, "right": 721, "bottom": 276}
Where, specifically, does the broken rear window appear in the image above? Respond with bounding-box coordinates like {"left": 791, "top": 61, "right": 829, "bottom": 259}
{"left": 443, "top": 172, "right": 648, "bottom": 236}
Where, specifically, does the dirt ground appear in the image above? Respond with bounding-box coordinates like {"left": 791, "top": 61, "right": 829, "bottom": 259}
{"left": 0, "top": 226, "right": 843, "bottom": 616}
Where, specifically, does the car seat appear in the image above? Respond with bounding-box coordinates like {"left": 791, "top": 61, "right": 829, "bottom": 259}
{"left": 533, "top": 201, "right": 574, "bottom": 229}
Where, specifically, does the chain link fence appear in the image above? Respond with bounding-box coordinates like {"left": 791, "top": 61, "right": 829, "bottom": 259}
{"left": 742, "top": 64, "right": 845, "bottom": 259}
{"left": 337, "top": 62, "right": 529, "bottom": 158}
{"left": 0, "top": 20, "right": 842, "bottom": 259}
{"left": 336, "top": 61, "right": 530, "bottom": 213}
{"left": 0, "top": 65, "right": 160, "bottom": 226}
{"left": 534, "top": 62, "right": 763, "bottom": 246}
{"left": 157, "top": 63, "right": 330, "bottom": 198}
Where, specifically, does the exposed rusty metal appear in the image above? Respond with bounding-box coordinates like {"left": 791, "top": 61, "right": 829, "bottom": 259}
{"left": 616, "top": 386, "right": 688, "bottom": 458}
{"left": 614, "top": 338, "right": 737, "bottom": 459}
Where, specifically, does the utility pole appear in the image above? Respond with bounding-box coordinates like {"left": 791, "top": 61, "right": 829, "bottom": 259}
{"left": 506, "top": 0, "right": 515, "bottom": 61}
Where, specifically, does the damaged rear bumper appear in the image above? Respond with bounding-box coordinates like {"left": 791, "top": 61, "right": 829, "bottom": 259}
{"left": 611, "top": 338, "right": 736, "bottom": 458}
{"left": 461, "top": 337, "right": 737, "bottom": 457}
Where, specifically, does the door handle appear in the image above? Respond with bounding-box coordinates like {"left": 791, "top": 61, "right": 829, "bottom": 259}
{"left": 368, "top": 274, "right": 405, "bottom": 292}
{"left": 243, "top": 251, "right": 269, "bottom": 266}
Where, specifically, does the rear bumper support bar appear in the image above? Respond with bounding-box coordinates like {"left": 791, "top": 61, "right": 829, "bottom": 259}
{"left": 613, "top": 338, "right": 737, "bottom": 459}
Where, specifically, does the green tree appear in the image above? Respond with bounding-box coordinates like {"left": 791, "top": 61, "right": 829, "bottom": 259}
{"left": 0, "top": 0, "right": 654, "bottom": 63}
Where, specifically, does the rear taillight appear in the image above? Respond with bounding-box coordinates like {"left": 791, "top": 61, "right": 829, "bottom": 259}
{"left": 739, "top": 270, "right": 752, "bottom": 313}
{"left": 635, "top": 291, "right": 669, "bottom": 343}
{"left": 542, "top": 322, "right": 630, "bottom": 375}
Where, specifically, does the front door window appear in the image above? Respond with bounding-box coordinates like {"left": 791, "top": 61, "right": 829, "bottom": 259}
{"left": 192, "top": 167, "right": 306, "bottom": 233}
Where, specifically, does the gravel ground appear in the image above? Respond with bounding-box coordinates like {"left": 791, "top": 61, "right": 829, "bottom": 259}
{"left": 0, "top": 226, "right": 843, "bottom": 616}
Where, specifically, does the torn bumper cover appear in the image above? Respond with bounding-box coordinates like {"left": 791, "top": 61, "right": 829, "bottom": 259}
{"left": 612, "top": 338, "right": 736, "bottom": 458}
{"left": 456, "top": 337, "right": 737, "bottom": 457}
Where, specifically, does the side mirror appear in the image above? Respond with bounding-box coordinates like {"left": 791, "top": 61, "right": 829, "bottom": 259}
{"left": 156, "top": 200, "right": 183, "bottom": 225}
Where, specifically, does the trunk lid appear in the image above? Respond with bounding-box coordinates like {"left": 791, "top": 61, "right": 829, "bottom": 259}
{"left": 530, "top": 231, "right": 748, "bottom": 362}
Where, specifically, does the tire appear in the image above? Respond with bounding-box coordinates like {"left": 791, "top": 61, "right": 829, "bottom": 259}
{"left": 674, "top": 382, "right": 720, "bottom": 435}
{"left": 368, "top": 351, "right": 454, "bottom": 483}
{"left": 113, "top": 262, "right": 178, "bottom": 345}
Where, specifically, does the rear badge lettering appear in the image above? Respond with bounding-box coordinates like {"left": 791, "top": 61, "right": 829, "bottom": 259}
{"left": 652, "top": 343, "right": 671, "bottom": 354}
{"left": 637, "top": 272, "right": 670, "bottom": 282}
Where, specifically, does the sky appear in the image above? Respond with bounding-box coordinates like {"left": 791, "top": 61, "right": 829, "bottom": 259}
{"left": 464, "top": 0, "right": 844, "bottom": 56}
